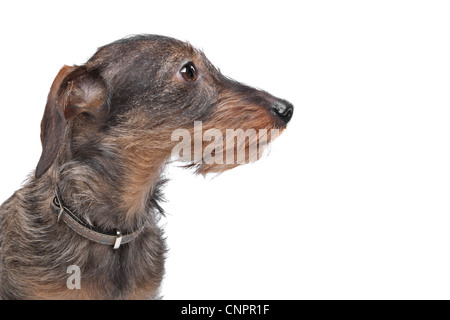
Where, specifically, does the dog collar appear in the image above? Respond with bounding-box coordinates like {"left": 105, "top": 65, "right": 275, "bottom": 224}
{"left": 51, "top": 194, "right": 144, "bottom": 249}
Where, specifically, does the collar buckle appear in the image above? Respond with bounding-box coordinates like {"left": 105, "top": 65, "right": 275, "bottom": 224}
{"left": 113, "top": 231, "right": 123, "bottom": 249}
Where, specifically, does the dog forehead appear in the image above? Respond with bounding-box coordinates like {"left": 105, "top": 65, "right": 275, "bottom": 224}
{"left": 87, "top": 35, "right": 209, "bottom": 82}
{"left": 91, "top": 35, "right": 198, "bottom": 65}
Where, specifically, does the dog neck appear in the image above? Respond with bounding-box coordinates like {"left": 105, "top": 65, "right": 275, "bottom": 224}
{"left": 52, "top": 137, "right": 169, "bottom": 234}
{"left": 51, "top": 192, "right": 146, "bottom": 249}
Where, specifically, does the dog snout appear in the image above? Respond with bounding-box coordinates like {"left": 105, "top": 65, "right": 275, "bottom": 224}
{"left": 271, "top": 99, "right": 294, "bottom": 124}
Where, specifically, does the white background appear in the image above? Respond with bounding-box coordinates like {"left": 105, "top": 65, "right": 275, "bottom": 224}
{"left": 0, "top": 1, "right": 449, "bottom": 299}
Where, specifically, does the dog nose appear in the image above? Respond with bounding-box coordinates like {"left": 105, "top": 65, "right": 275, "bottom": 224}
{"left": 271, "top": 99, "right": 294, "bottom": 124}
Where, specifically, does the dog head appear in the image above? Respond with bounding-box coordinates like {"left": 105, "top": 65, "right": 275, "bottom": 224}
{"left": 36, "top": 35, "right": 293, "bottom": 178}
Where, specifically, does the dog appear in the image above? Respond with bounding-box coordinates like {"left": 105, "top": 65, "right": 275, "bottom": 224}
{"left": 0, "top": 34, "right": 293, "bottom": 299}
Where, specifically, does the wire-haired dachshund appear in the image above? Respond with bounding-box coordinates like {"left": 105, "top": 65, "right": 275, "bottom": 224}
{"left": 0, "top": 34, "right": 293, "bottom": 299}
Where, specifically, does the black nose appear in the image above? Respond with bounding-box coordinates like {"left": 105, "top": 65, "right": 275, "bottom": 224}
{"left": 271, "top": 99, "right": 294, "bottom": 124}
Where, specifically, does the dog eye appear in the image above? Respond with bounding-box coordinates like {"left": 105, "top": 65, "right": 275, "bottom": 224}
{"left": 180, "top": 62, "right": 197, "bottom": 82}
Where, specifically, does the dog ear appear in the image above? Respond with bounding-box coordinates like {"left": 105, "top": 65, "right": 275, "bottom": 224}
{"left": 35, "top": 65, "right": 107, "bottom": 179}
